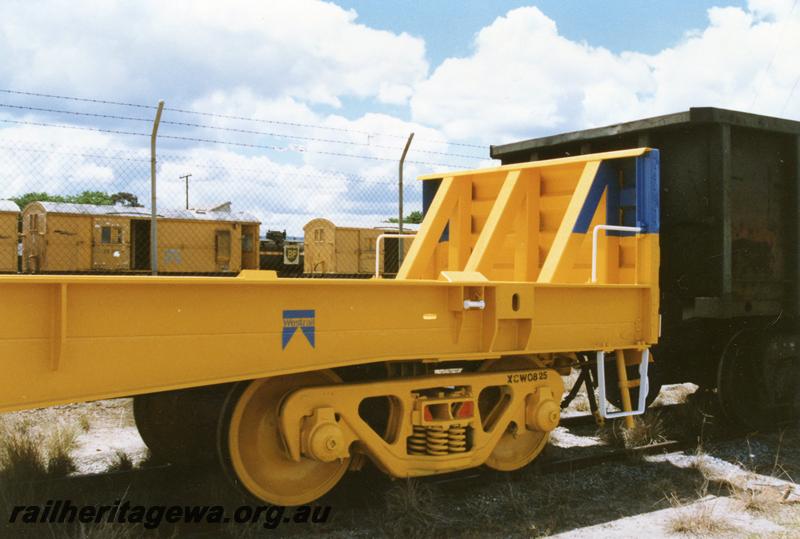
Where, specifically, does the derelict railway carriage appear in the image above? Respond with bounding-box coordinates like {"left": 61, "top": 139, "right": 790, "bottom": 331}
{"left": 20, "top": 202, "right": 260, "bottom": 275}
{"left": 0, "top": 108, "right": 796, "bottom": 507}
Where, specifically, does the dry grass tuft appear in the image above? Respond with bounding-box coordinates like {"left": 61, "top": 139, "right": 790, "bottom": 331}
{"left": 597, "top": 412, "right": 667, "bottom": 449}
{"left": 0, "top": 418, "right": 79, "bottom": 481}
{"left": 107, "top": 449, "right": 134, "bottom": 473}
{"left": 0, "top": 420, "right": 47, "bottom": 482}
{"left": 666, "top": 493, "right": 737, "bottom": 536}
{"left": 733, "top": 486, "right": 787, "bottom": 515}
{"left": 78, "top": 413, "right": 91, "bottom": 432}
{"left": 378, "top": 479, "right": 455, "bottom": 538}
{"left": 572, "top": 396, "right": 590, "bottom": 412}
{"left": 45, "top": 422, "right": 80, "bottom": 477}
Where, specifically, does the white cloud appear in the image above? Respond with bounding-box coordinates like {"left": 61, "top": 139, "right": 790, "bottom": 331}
{"left": 0, "top": 0, "right": 428, "bottom": 107}
{"left": 0, "top": 128, "right": 424, "bottom": 235}
{"left": 172, "top": 87, "right": 482, "bottom": 177}
{"left": 8, "top": 0, "right": 800, "bottom": 237}
{"left": 411, "top": 1, "right": 800, "bottom": 143}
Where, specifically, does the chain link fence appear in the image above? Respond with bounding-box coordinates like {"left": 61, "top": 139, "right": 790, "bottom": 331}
{"left": 0, "top": 138, "right": 426, "bottom": 278}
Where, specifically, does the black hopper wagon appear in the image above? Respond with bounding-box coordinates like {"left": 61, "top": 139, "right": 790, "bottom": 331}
{"left": 491, "top": 107, "right": 800, "bottom": 429}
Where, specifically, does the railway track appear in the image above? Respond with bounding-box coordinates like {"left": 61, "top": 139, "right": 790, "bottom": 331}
{"left": 3, "top": 402, "right": 727, "bottom": 509}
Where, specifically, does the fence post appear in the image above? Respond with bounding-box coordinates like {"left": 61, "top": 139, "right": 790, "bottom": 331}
{"left": 150, "top": 100, "right": 165, "bottom": 275}
{"left": 398, "top": 132, "right": 414, "bottom": 267}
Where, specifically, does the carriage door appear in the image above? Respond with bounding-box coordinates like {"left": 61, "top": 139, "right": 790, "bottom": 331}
{"left": 92, "top": 218, "right": 130, "bottom": 271}
{"left": 24, "top": 212, "right": 43, "bottom": 272}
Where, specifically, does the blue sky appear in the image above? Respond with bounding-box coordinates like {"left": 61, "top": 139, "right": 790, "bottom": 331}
{"left": 334, "top": 0, "right": 751, "bottom": 120}
{"left": 0, "top": 0, "right": 798, "bottom": 232}
{"left": 341, "top": 1, "right": 747, "bottom": 60}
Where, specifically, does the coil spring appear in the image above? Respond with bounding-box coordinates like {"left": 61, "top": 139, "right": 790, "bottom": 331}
{"left": 407, "top": 426, "right": 428, "bottom": 455}
{"left": 426, "top": 427, "right": 449, "bottom": 456}
{"left": 407, "top": 424, "right": 470, "bottom": 455}
{"left": 448, "top": 425, "right": 467, "bottom": 453}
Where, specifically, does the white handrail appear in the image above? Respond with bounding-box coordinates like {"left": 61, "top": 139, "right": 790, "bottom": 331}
{"left": 596, "top": 349, "right": 650, "bottom": 419}
{"left": 591, "top": 224, "right": 642, "bottom": 283}
{"left": 375, "top": 234, "right": 416, "bottom": 277}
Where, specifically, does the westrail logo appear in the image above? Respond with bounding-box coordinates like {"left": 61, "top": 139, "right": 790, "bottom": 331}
{"left": 282, "top": 310, "right": 315, "bottom": 349}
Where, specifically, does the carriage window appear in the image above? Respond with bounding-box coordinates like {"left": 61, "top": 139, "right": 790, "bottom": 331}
{"left": 314, "top": 228, "right": 325, "bottom": 242}
{"left": 100, "top": 225, "right": 121, "bottom": 244}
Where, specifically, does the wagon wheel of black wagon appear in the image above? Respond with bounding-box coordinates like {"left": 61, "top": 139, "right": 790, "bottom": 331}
{"left": 717, "top": 329, "right": 800, "bottom": 430}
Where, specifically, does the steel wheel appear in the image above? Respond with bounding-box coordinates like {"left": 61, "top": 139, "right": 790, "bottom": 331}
{"left": 479, "top": 357, "right": 550, "bottom": 471}
{"left": 133, "top": 385, "right": 228, "bottom": 464}
{"left": 717, "top": 330, "right": 799, "bottom": 430}
{"left": 218, "top": 370, "right": 349, "bottom": 506}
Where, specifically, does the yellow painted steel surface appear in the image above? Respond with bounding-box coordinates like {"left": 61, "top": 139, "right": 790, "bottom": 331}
{"left": 277, "top": 367, "right": 564, "bottom": 477}
{"left": 0, "top": 148, "right": 660, "bottom": 414}
{"left": 0, "top": 273, "right": 655, "bottom": 413}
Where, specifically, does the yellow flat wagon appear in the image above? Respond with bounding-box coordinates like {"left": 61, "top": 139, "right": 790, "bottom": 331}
{"left": 0, "top": 149, "right": 660, "bottom": 505}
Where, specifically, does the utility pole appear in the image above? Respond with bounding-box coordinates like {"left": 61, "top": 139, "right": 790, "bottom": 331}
{"left": 180, "top": 173, "right": 192, "bottom": 209}
{"left": 398, "top": 132, "right": 414, "bottom": 267}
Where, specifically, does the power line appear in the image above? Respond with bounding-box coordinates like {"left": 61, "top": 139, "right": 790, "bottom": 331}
{"left": 0, "top": 87, "right": 488, "bottom": 150}
{"left": 750, "top": 0, "right": 799, "bottom": 109}
{"left": 0, "top": 118, "right": 468, "bottom": 168}
{"left": 0, "top": 102, "right": 484, "bottom": 159}
{"left": 781, "top": 71, "right": 800, "bottom": 114}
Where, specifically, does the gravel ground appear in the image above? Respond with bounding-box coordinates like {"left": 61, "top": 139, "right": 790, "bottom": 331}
{"left": 1, "top": 380, "right": 797, "bottom": 538}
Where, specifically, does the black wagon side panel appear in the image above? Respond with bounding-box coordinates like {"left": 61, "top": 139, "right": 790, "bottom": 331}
{"left": 491, "top": 107, "right": 800, "bottom": 390}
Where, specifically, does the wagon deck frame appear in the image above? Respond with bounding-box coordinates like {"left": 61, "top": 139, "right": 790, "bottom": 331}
{"left": 0, "top": 148, "right": 660, "bottom": 414}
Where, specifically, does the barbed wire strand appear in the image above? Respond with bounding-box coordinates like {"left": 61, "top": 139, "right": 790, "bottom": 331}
{"left": 0, "top": 88, "right": 488, "bottom": 150}
{"left": 0, "top": 102, "right": 486, "bottom": 160}
{"left": 0, "top": 118, "right": 468, "bottom": 169}
{"left": 0, "top": 141, "right": 414, "bottom": 185}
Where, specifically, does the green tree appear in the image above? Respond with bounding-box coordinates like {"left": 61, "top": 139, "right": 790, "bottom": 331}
{"left": 386, "top": 210, "right": 423, "bottom": 225}
{"left": 66, "top": 191, "right": 115, "bottom": 205}
{"left": 10, "top": 192, "right": 65, "bottom": 208}
{"left": 11, "top": 191, "right": 141, "bottom": 208}
{"left": 110, "top": 192, "right": 142, "bottom": 207}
